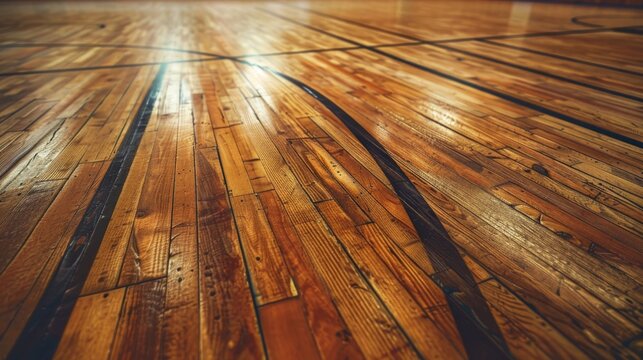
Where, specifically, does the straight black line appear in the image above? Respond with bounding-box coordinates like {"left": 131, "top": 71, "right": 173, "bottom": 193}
{"left": 0, "top": 43, "right": 428, "bottom": 78}
{"left": 286, "top": 4, "right": 643, "bottom": 78}
{"left": 8, "top": 64, "right": 167, "bottom": 360}
{"left": 481, "top": 39, "right": 643, "bottom": 77}
{"left": 0, "top": 42, "right": 384, "bottom": 63}
{"left": 447, "top": 25, "right": 641, "bottom": 41}
{"left": 431, "top": 43, "right": 643, "bottom": 103}
{"left": 613, "top": 26, "right": 643, "bottom": 35}
{"left": 368, "top": 49, "right": 637, "bottom": 148}
{"left": 263, "top": 9, "right": 643, "bottom": 149}
{"left": 0, "top": 57, "right": 217, "bottom": 77}
{"left": 0, "top": 41, "right": 368, "bottom": 60}
{"left": 234, "top": 45, "right": 363, "bottom": 58}
{"left": 372, "top": 41, "right": 424, "bottom": 48}
{"left": 0, "top": 45, "right": 375, "bottom": 77}
{"left": 0, "top": 42, "right": 221, "bottom": 58}
{"left": 402, "top": 0, "right": 643, "bottom": 8}
{"left": 287, "top": 4, "right": 641, "bottom": 42}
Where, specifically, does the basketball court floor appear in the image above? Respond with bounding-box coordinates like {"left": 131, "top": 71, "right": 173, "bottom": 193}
{"left": 0, "top": 1, "right": 641, "bottom": 358}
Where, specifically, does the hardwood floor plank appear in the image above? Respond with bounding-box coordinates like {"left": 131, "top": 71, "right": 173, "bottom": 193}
{"left": 498, "top": 32, "right": 643, "bottom": 74}
{"left": 0, "top": 1, "right": 641, "bottom": 359}
{"left": 161, "top": 88, "right": 199, "bottom": 360}
{"left": 195, "top": 147, "right": 265, "bottom": 359}
{"left": 0, "top": 179, "right": 64, "bottom": 272}
{"left": 259, "top": 298, "right": 322, "bottom": 360}
{"left": 80, "top": 114, "right": 159, "bottom": 294}
{"left": 53, "top": 288, "right": 126, "bottom": 360}
{"left": 214, "top": 127, "right": 254, "bottom": 196}
{"left": 234, "top": 87, "right": 418, "bottom": 358}
{"left": 118, "top": 70, "right": 179, "bottom": 286}
{"left": 479, "top": 280, "right": 588, "bottom": 359}
{"left": 258, "top": 190, "right": 366, "bottom": 359}
{"left": 231, "top": 194, "right": 297, "bottom": 305}
{"left": 0, "top": 99, "right": 55, "bottom": 136}
{"left": 0, "top": 161, "right": 109, "bottom": 358}
{"left": 110, "top": 279, "right": 166, "bottom": 360}
{"left": 262, "top": 54, "right": 640, "bottom": 356}
{"left": 317, "top": 199, "right": 466, "bottom": 359}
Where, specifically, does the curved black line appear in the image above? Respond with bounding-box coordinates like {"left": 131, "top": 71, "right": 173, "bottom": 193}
{"left": 572, "top": 16, "right": 609, "bottom": 28}
{"left": 236, "top": 60, "right": 512, "bottom": 358}
{"left": 8, "top": 56, "right": 511, "bottom": 359}
{"left": 572, "top": 14, "right": 643, "bottom": 28}
{"left": 7, "top": 7, "right": 640, "bottom": 358}
{"left": 263, "top": 9, "right": 643, "bottom": 148}
{"left": 8, "top": 64, "right": 167, "bottom": 360}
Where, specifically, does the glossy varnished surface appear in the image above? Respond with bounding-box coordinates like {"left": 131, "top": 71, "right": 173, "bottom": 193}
{"left": 0, "top": 1, "right": 642, "bottom": 359}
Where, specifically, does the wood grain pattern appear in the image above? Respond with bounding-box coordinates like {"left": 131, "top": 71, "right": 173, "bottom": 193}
{"left": 110, "top": 279, "right": 166, "bottom": 360}
{"left": 259, "top": 298, "right": 321, "bottom": 360}
{"left": 53, "top": 288, "right": 126, "bottom": 360}
{"left": 0, "top": 1, "right": 641, "bottom": 359}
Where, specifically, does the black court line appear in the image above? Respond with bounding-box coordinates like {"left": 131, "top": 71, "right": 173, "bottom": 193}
{"left": 233, "top": 45, "right": 363, "bottom": 58}
{"left": 572, "top": 14, "right": 643, "bottom": 28}
{"left": 449, "top": 25, "right": 642, "bottom": 41}
{"left": 288, "top": 3, "right": 641, "bottom": 42}
{"left": 0, "top": 57, "right": 216, "bottom": 77}
{"left": 0, "top": 44, "right": 372, "bottom": 77}
{"left": 8, "top": 64, "right": 167, "bottom": 360}
{"left": 240, "top": 60, "right": 512, "bottom": 359}
{"left": 263, "top": 8, "right": 643, "bottom": 149}
{"left": 614, "top": 26, "right": 643, "bottom": 35}
{"left": 0, "top": 40, "right": 415, "bottom": 59}
{"left": 286, "top": 4, "right": 643, "bottom": 77}
{"left": 285, "top": 4, "right": 643, "bottom": 102}
{"left": 431, "top": 43, "right": 643, "bottom": 103}
{"left": 0, "top": 42, "right": 433, "bottom": 77}
{"left": 481, "top": 39, "right": 643, "bottom": 77}
{"left": 0, "top": 49, "right": 366, "bottom": 77}
{"left": 0, "top": 42, "right": 221, "bottom": 58}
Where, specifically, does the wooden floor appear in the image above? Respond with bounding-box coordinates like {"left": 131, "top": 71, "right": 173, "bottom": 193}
{"left": 0, "top": 1, "right": 642, "bottom": 359}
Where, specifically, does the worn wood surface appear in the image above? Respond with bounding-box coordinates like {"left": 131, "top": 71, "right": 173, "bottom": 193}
{"left": 0, "top": 1, "right": 641, "bottom": 359}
